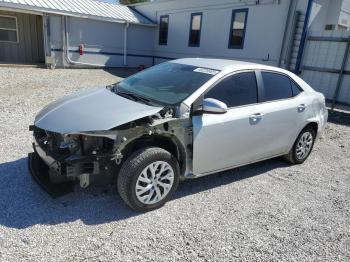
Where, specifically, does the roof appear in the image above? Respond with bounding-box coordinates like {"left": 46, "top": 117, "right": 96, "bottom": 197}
{"left": 171, "top": 58, "right": 256, "bottom": 71}
{"left": 174, "top": 58, "right": 313, "bottom": 107}
{"left": 0, "top": 0, "right": 154, "bottom": 25}
{"left": 171, "top": 58, "right": 302, "bottom": 80}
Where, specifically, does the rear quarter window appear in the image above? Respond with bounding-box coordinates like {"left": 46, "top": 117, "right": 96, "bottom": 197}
{"left": 291, "top": 80, "right": 303, "bottom": 96}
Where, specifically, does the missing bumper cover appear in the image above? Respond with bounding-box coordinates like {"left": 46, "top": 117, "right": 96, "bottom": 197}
{"left": 28, "top": 152, "right": 74, "bottom": 198}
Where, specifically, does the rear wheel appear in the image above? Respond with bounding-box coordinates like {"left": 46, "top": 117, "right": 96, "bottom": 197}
{"left": 284, "top": 126, "right": 316, "bottom": 164}
{"left": 117, "top": 147, "right": 180, "bottom": 211}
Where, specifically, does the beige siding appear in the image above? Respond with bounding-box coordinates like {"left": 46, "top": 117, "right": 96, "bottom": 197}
{"left": 0, "top": 10, "right": 44, "bottom": 63}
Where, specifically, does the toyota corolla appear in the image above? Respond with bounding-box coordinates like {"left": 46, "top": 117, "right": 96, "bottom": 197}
{"left": 29, "top": 58, "right": 328, "bottom": 211}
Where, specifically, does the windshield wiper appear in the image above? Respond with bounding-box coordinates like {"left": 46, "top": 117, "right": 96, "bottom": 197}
{"left": 117, "top": 91, "right": 152, "bottom": 105}
{"left": 109, "top": 83, "right": 167, "bottom": 106}
{"left": 110, "top": 84, "right": 151, "bottom": 105}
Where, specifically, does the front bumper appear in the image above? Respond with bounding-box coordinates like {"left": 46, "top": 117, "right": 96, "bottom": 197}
{"left": 28, "top": 151, "right": 74, "bottom": 198}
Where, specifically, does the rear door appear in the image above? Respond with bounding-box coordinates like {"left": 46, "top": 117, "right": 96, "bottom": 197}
{"left": 250, "top": 71, "right": 308, "bottom": 160}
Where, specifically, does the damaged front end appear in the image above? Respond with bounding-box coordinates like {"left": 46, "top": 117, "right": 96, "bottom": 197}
{"left": 29, "top": 125, "right": 117, "bottom": 197}
{"left": 29, "top": 106, "right": 192, "bottom": 197}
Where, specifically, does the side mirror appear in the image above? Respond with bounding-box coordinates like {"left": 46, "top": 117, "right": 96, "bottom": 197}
{"left": 202, "top": 98, "right": 228, "bottom": 114}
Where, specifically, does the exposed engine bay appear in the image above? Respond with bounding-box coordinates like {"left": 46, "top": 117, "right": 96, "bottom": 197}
{"left": 30, "top": 106, "right": 193, "bottom": 193}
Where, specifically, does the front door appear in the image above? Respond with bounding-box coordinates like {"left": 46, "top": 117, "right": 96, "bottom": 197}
{"left": 192, "top": 71, "right": 261, "bottom": 175}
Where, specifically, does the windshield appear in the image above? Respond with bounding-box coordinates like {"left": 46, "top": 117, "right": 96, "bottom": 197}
{"left": 115, "top": 62, "right": 219, "bottom": 105}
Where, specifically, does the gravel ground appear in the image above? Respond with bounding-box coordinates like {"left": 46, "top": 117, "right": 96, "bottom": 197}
{"left": 0, "top": 67, "right": 349, "bottom": 261}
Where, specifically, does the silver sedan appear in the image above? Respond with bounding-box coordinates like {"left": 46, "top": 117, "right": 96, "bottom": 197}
{"left": 29, "top": 58, "right": 328, "bottom": 211}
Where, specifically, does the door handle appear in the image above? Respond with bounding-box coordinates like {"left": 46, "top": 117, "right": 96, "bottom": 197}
{"left": 249, "top": 113, "right": 264, "bottom": 123}
{"left": 298, "top": 104, "right": 307, "bottom": 112}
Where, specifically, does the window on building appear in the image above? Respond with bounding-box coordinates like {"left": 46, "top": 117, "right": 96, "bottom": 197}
{"left": 189, "top": 13, "right": 202, "bottom": 47}
{"left": 261, "top": 72, "right": 293, "bottom": 102}
{"left": 205, "top": 72, "right": 258, "bottom": 108}
{"left": 0, "top": 16, "right": 18, "bottom": 43}
{"left": 159, "top": 15, "right": 169, "bottom": 45}
{"left": 325, "top": 24, "right": 335, "bottom": 31}
{"left": 228, "top": 9, "right": 248, "bottom": 49}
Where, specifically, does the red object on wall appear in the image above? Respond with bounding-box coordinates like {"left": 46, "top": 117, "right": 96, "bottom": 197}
{"left": 138, "top": 65, "right": 145, "bottom": 71}
{"left": 79, "top": 44, "right": 84, "bottom": 56}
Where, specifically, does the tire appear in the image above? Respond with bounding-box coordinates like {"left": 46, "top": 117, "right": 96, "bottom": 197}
{"left": 284, "top": 126, "right": 316, "bottom": 164}
{"left": 117, "top": 147, "right": 180, "bottom": 212}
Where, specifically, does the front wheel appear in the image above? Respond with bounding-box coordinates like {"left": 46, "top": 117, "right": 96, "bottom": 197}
{"left": 117, "top": 147, "right": 180, "bottom": 212}
{"left": 284, "top": 126, "right": 316, "bottom": 164}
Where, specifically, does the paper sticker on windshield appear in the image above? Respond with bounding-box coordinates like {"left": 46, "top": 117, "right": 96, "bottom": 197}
{"left": 194, "top": 68, "right": 219, "bottom": 75}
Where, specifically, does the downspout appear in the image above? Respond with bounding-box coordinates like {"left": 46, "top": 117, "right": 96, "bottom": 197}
{"left": 63, "top": 16, "right": 105, "bottom": 68}
{"left": 278, "top": 0, "right": 294, "bottom": 68}
{"left": 123, "top": 22, "right": 129, "bottom": 66}
{"left": 42, "top": 14, "right": 50, "bottom": 67}
{"left": 294, "top": 0, "right": 313, "bottom": 74}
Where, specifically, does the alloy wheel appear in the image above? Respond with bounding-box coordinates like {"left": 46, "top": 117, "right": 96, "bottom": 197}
{"left": 296, "top": 131, "right": 313, "bottom": 160}
{"left": 135, "top": 161, "right": 175, "bottom": 205}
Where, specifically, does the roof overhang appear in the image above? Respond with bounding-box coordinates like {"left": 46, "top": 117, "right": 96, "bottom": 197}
{"left": 0, "top": 2, "right": 156, "bottom": 27}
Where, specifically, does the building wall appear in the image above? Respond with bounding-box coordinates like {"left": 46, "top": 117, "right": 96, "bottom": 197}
{"left": 339, "top": 0, "right": 350, "bottom": 28}
{"left": 135, "top": 0, "right": 350, "bottom": 106}
{"left": 136, "top": 0, "right": 296, "bottom": 66}
{"left": 47, "top": 15, "right": 155, "bottom": 68}
{"left": 308, "top": 0, "right": 343, "bottom": 32}
{"left": 0, "top": 10, "right": 44, "bottom": 63}
{"left": 301, "top": 30, "right": 350, "bottom": 105}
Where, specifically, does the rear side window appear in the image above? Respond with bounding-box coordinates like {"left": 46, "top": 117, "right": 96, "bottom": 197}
{"left": 261, "top": 72, "right": 293, "bottom": 102}
{"left": 205, "top": 72, "right": 257, "bottom": 107}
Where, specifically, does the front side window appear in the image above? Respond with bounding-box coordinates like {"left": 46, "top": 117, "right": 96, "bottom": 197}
{"left": 228, "top": 9, "right": 248, "bottom": 49}
{"left": 0, "top": 15, "right": 18, "bottom": 43}
{"left": 116, "top": 62, "right": 218, "bottom": 105}
{"left": 261, "top": 72, "right": 293, "bottom": 102}
{"left": 189, "top": 13, "right": 202, "bottom": 47}
{"left": 205, "top": 72, "right": 258, "bottom": 108}
{"left": 159, "top": 15, "right": 169, "bottom": 45}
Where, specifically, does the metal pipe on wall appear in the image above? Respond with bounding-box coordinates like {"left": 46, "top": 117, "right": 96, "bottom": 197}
{"left": 63, "top": 16, "right": 105, "bottom": 67}
{"left": 294, "top": 0, "right": 313, "bottom": 74}
{"left": 278, "top": 0, "right": 295, "bottom": 68}
{"left": 124, "top": 22, "right": 129, "bottom": 66}
{"left": 42, "top": 14, "right": 49, "bottom": 57}
{"left": 63, "top": 16, "right": 131, "bottom": 68}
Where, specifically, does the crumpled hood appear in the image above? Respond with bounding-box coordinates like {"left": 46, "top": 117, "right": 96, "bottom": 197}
{"left": 34, "top": 87, "right": 163, "bottom": 134}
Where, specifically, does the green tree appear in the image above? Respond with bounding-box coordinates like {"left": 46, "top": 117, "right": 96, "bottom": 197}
{"left": 119, "top": 0, "right": 149, "bottom": 5}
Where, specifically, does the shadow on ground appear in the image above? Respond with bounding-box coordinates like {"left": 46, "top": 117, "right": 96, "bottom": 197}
{"left": 328, "top": 109, "right": 350, "bottom": 127}
{"left": 0, "top": 156, "right": 288, "bottom": 229}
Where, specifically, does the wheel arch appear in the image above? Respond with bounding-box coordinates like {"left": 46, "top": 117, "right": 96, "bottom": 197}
{"left": 120, "top": 134, "right": 187, "bottom": 176}
{"left": 305, "top": 121, "right": 318, "bottom": 135}
{"left": 286, "top": 120, "right": 319, "bottom": 154}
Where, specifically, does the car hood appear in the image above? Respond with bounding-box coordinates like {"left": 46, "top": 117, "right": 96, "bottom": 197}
{"left": 34, "top": 87, "right": 163, "bottom": 134}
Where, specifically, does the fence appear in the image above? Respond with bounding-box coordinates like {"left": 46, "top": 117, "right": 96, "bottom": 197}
{"left": 299, "top": 31, "right": 350, "bottom": 109}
